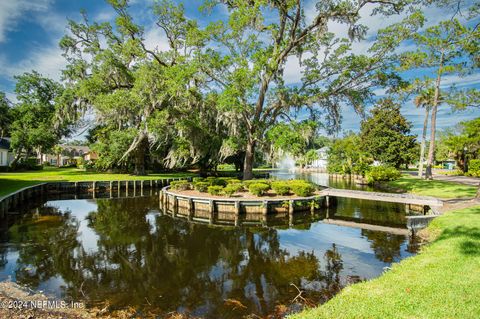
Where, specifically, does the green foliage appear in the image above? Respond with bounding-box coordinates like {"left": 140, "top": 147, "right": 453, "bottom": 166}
{"left": 226, "top": 179, "right": 241, "bottom": 185}
{"left": 243, "top": 179, "right": 271, "bottom": 188}
{"left": 436, "top": 118, "right": 480, "bottom": 171}
{"left": 365, "top": 165, "right": 401, "bottom": 184}
{"left": 170, "top": 180, "right": 191, "bottom": 190}
{"left": 194, "top": 181, "right": 209, "bottom": 192}
{"left": 467, "top": 159, "right": 480, "bottom": 177}
{"left": 207, "top": 185, "right": 224, "bottom": 195}
{"left": 327, "top": 133, "right": 371, "bottom": 175}
{"left": 192, "top": 177, "right": 205, "bottom": 183}
{"left": 271, "top": 181, "right": 291, "bottom": 195}
{"left": 360, "top": 99, "right": 416, "bottom": 168}
{"left": 289, "top": 180, "right": 315, "bottom": 197}
{"left": 206, "top": 177, "right": 228, "bottom": 187}
{"left": 9, "top": 72, "right": 68, "bottom": 162}
{"left": 248, "top": 183, "right": 270, "bottom": 196}
{"left": 223, "top": 183, "right": 242, "bottom": 197}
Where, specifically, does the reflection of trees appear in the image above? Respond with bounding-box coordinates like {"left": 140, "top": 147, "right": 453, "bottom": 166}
{"left": 332, "top": 198, "right": 406, "bottom": 227}
{"left": 361, "top": 230, "right": 405, "bottom": 262}
{"left": 7, "top": 197, "right": 348, "bottom": 318}
{"left": 6, "top": 206, "right": 79, "bottom": 289}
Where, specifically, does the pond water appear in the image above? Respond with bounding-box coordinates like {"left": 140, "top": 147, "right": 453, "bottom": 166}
{"left": 0, "top": 173, "right": 418, "bottom": 318}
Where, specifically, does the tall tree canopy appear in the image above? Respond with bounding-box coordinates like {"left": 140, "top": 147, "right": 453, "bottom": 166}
{"left": 399, "top": 1, "right": 480, "bottom": 178}
{"left": 360, "top": 99, "right": 416, "bottom": 168}
{"left": 201, "top": 0, "right": 419, "bottom": 179}
{"left": 9, "top": 71, "right": 68, "bottom": 164}
{"left": 0, "top": 92, "right": 12, "bottom": 139}
{"left": 59, "top": 0, "right": 210, "bottom": 174}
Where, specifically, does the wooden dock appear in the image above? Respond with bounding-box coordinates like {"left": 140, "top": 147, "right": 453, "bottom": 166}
{"left": 320, "top": 188, "right": 443, "bottom": 207}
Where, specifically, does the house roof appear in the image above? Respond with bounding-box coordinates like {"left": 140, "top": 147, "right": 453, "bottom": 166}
{"left": 0, "top": 138, "right": 11, "bottom": 150}
{"left": 60, "top": 145, "right": 90, "bottom": 153}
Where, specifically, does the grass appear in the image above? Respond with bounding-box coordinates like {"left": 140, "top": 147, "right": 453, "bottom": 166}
{"left": 291, "top": 205, "right": 480, "bottom": 319}
{"left": 387, "top": 174, "right": 477, "bottom": 199}
{"left": 0, "top": 167, "right": 194, "bottom": 198}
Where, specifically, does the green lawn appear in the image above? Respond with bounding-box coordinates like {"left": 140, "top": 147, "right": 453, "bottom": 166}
{"left": 0, "top": 167, "right": 194, "bottom": 198}
{"left": 291, "top": 205, "right": 480, "bottom": 319}
{"left": 387, "top": 175, "right": 477, "bottom": 199}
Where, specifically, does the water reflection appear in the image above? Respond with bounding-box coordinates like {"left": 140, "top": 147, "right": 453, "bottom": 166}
{"left": 0, "top": 195, "right": 416, "bottom": 318}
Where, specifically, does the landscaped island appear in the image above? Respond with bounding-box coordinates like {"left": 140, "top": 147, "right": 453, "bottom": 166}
{"left": 169, "top": 177, "right": 319, "bottom": 199}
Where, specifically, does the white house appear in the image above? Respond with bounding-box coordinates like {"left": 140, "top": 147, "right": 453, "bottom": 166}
{"left": 308, "top": 147, "right": 329, "bottom": 170}
{"left": 0, "top": 138, "right": 14, "bottom": 167}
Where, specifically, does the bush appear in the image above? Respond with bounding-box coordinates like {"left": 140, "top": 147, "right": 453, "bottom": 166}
{"left": 76, "top": 157, "right": 85, "bottom": 169}
{"left": 271, "top": 181, "right": 290, "bottom": 195}
{"left": 248, "top": 183, "right": 270, "bottom": 196}
{"left": 206, "top": 177, "right": 228, "bottom": 187}
{"left": 243, "top": 179, "right": 271, "bottom": 188}
{"left": 289, "top": 180, "right": 315, "bottom": 196}
{"left": 207, "top": 185, "right": 224, "bottom": 195}
{"left": 194, "top": 182, "right": 209, "bottom": 192}
{"left": 365, "top": 165, "right": 401, "bottom": 184}
{"left": 170, "top": 180, "right": 191, "bottom": 191}
{"left": 467, "top": 159, "right": 480, "bottom": 177}
{"left": 11, "top": 158, "right": 43, "bottom": 171}
{"left": 227, "top": 179, "right": 242, "bottom": 185}
{"left": 223, "top": 184, "right": 243, "bottom": 197}
{"left": 192, "top": 177, "right": 205, "bottom": 183}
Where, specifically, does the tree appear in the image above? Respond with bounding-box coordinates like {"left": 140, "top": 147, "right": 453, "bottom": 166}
{"left": 327, "top": 132, "right": 370, "bottom": 175}
{"left": 437, "top": 118, "right": 480, "bottom": 170}
{"left": 266, "top": 120, "right": 317, "bottom": 166}
{"left": 9, "top": 71, "right": 68, "bottom": 164}
{"left": 410, "top": 80, "right": 438, "bottom": 177}
{"left": 0, "top": 92, "right": 12, "bottom": 139}
{"left": 360, "top": 99, "right": 416, "bottom": 168}
{"left": 59, "top": 0, "right": 206, "bottom": 175}
{"left": 202, "top": 0, "right": 419, "bottom": 179}
{"left": 399, "top": 7, "right": 480, "bottom": 179}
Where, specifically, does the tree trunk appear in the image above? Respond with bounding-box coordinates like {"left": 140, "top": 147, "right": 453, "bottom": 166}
{"left": 132, "top": 138, "right": 147, "bottom": 176}
{"left": 418, "top": 106, "right": 430, "bottom": 178}
{"left": 425, "top": 51, "right": 444, "bottom": 180}
{"left": 243, "top": 139, "right": 256, "bottom": 180}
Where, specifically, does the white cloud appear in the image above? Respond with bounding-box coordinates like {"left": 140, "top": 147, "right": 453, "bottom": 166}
{"left": 0, "top": 0, "right": 52, "bottom": 42}
{"left": 144, "top": 25, "right": 170, "bottom": 52}
{"left": 0, "top": 44, "right": 66, "bottom": 81}
{"left": 441, "top": 73, "right": 480, "bottom": 88}
{"left": 95, "top": 10, "right": 116, "bottom": 22}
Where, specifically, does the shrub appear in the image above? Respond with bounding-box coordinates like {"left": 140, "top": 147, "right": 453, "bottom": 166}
{"left": 194, "top": 182, "right": 209, "bottom": 192}
{"left": 223, "top": 184, "right": 243, "bottom": 197}
{"left": 243, "top": 179, "right": 271, "bottom": 188}
{"left": 170, "top": 180, "right": 191, "bottom": 191}
{"left": 192, "top": 177, "right": 205, "bottom": 183}
{"left": 289, "top": 180, "right": 315, "bottom": 196}
{"left": 365, "top": 165, "right": 401, "bottom": 184}
{"left": 271, "top": 181, "right": 290, "bottom": 195}
{"left": 207, "top": 177, "right": 228, "bottom": 187}
{"left": 76, "top": 157, "right": 85, "bottom": 168}
{"left": 207, "top": 185, "right": 224, "bottom": 195}
{"left": 227, "top": 179, "right": 242, "bottom": 185}
{"left": 467, "top": 159, "right": 480, "bottom": 177}
{"left": 248, "top": 183, "right": 270, "bottom": 196}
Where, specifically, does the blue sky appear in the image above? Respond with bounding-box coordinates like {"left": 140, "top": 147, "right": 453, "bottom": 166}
{"left": 0, "top": 0, "right": 479, "bottom": 139}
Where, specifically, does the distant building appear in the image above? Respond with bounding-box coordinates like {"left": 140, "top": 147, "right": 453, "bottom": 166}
{"left": 0, "top": 138, "right": 13, "bottom": 167}
{"left": 308, "top": 147, "right": 329, "bottom": 170}
{"left": 38, "top": 145, "right": 98, "bottom": 166}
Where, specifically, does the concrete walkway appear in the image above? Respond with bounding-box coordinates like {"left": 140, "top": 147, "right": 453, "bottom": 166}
{"left": 404, "top": 170, "right": 480, "bottom": 186}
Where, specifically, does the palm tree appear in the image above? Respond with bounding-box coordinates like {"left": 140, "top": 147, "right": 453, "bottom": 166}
{"left": 414, "top": 88, "right": 435, "bottom": 178}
